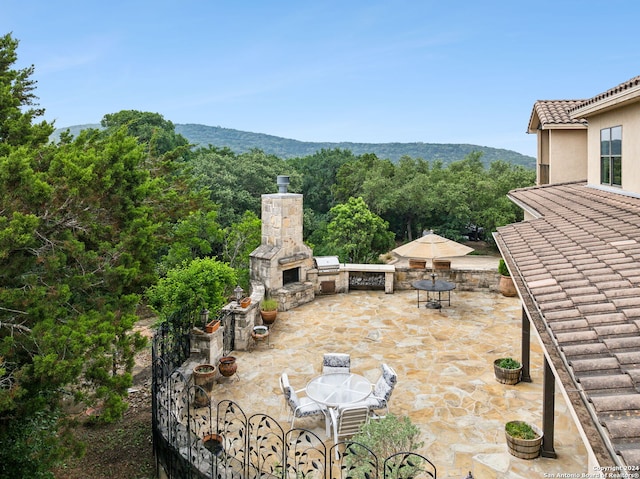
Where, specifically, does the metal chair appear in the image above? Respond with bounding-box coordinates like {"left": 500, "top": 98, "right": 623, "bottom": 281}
{"left": 329, "top": 405, "right": 370, "bottom": 458}
{"left": 354, "top": 363, "right": 397, "bottom": 417}
{"left": 322, "top": 353, "right": 351, "bottom": 374}
{"left": 280, "top": 372, "right": 327, "bottom": 428}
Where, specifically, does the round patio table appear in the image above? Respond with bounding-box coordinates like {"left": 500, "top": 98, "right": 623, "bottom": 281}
{"left": 412, "top": 277, "right": 456, "bottom": 308}
{"left": 306, "top": 373, "right": 372, "bottom": 437}
{"left": 306, "top": 373, "right": 372, "bottom": 407}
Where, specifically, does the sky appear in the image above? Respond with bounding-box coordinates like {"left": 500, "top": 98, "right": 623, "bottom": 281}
{"left": 3, "top": 1, "right": 640, "bottom": 158}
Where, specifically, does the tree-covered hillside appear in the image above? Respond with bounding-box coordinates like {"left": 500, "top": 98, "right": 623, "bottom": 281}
{"left": 54, "top": 123, "right": 535, "bottom": 168}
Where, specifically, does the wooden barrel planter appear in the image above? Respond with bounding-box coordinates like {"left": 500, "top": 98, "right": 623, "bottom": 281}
{"left": 505, "top": 421, "right": 543, "bottom": 459}
{"left": 494, "top": 359, "right": 523, "bottom": 385}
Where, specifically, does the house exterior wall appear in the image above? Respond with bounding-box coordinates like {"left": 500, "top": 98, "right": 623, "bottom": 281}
{"left": 548, "top": 129, "right": 588, "bottom": 184}
{"left": 586, "top": 101, "right": 640, "bottom": 195}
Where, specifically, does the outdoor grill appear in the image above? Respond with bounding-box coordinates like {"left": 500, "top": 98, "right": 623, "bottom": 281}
{"left": 313, "top": 256, "right": 340, "bottom": 275}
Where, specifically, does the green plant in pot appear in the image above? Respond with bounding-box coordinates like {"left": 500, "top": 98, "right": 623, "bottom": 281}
{"left": 260, "top": 297, "right": 278, "bottom": 325}
{"left": 505, "top": 420, "right": 543, "bottom": 459}
{"left": 494, "top": 357, "right": 523, "bottom": 385}
{"left": 498, "top": 258, "right": 517, "bottom": 297}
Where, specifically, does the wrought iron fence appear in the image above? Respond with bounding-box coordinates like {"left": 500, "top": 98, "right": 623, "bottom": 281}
{"left": 152, "top": 308, "right": 437, "bottom": 479}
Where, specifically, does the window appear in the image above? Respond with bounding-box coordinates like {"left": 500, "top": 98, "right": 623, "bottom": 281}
{"left": 601, "top": 126, "right": 622, "bottom": 186}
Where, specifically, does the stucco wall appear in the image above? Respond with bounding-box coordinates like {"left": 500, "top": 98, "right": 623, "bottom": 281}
{"left": 586, "top": 101, "right": 640, "bottom": 195}
{"left": 548, "top": 129, "right": 588, "bottom": 183}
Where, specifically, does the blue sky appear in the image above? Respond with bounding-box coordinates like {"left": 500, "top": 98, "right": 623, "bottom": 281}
{"left": 3, "top": 1, "right": 639, "bottom": 157}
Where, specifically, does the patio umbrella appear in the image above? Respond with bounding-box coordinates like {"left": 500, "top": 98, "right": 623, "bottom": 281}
{"left": 392, "top": 232, "right": 474, "bottom": 264}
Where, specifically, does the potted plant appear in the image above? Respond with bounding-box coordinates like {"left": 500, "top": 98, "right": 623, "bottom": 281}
{"left": 494, "top": 357, "right": 523, "bottom": 385}
{"left": 260, "top": 297, "right": 278, "bottom": 325}
{"left": 505, "top": 420, "right": 543, "bottom": 459}
{"left": 192, "top": 364, "right": 216, "bottom": 407}
{"left": 498, "top": 258, "right": 517, "bottom": 297}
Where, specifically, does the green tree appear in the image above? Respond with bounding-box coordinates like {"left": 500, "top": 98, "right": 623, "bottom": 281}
{"left": 190, "top": 146, "right": 296, "bottom": 227}
{"left": 290, "top": 148, "right": 355, "bottom": 215}
{"left": 100, "top": 110, "right": 190, "bottom": 156}
{"left": 159, "top": 210, "right": 224, "bottom": 274}
{"left": 0, "top": 33, "right": 54, "bottom": 158}
{"left": 0, "top": 34, "right": 210, "bottom": 477}
{"left": 222, "top": 211, "right": 261, "bottom": 291}
{"left": 324, "top": 197, "right": 395, "bottom": 263}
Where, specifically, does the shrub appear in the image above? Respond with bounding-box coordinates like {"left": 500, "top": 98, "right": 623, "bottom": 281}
{"left": 498, "top": 258, "right": 510, "bottom": 276}
{"left": 347, "top": 414, "right": 424, "bottom": 479}
{"left": 146, "top": 257, "right": 237, "bottom": 321}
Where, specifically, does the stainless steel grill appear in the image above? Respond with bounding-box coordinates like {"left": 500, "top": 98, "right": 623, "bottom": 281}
{"left": 313, "top": 256, "right": 340, "bottom": 275}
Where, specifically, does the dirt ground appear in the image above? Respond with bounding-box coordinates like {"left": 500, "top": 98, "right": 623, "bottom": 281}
{"left": 53, "top": 319, "right": 155, "bottom": 479}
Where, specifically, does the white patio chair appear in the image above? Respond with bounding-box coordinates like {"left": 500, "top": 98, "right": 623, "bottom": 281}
{"left": 322, "top": 353, "right": 351, "bottom": 374}
{"left": 280, "top": 372, "right": 327, "bottom": 428}
{"left": 353, "top": 363, "right": 397, "bottom": 417}
{"left": 329, "top": 405, "right": 370, "bottom": 458}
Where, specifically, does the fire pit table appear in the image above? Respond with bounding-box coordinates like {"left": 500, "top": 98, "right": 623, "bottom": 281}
{"left": 412, "top": 274, "right": 456, "bottom": 309}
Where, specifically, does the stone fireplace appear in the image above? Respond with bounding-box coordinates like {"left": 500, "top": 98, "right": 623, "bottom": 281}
{"left": 250, "top": 176, "right": 314, "bottom": 310}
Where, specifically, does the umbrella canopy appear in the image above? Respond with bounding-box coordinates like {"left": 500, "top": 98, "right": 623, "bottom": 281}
{"left": 392, "top": 232, "right": 474, "bottom": 260}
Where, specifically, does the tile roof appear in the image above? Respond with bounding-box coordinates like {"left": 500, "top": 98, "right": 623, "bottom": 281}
{"left": 528, "top": 100, "right": 588, "bottom": 132}
{"left": 569, "top": 76, "right": 640, "bottom": 116}
{"left": 494, "top": 182, "right": 640, "bottom": 468}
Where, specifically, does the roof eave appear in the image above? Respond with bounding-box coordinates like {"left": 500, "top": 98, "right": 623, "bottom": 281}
{"left": 570, "top": 84, "right": 640, "bottom": 118}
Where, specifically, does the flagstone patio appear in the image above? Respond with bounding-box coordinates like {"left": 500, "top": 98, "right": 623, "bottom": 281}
{"left": 212, "top": 288, "right": 589, "bottom": 479}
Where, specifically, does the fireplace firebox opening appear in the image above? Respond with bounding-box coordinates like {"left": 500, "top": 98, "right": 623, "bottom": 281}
{"left": 283, "top": 267, "right": 300, "bottom": 285}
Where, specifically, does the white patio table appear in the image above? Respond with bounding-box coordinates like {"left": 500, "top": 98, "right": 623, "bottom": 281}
{"left": 306, "top": 373, "right": 372, "bottom": 436}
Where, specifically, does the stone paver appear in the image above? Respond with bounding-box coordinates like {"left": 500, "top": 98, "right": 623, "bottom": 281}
{"left": 213, "top": 289, "right": 588, "bottom": 479}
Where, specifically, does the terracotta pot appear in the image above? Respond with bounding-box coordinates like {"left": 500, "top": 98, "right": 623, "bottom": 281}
{"left": 192, "top": 364, "right": 216, "bottom": 407}
{"left": 203, "top": 433, "right": 224, "bottom": 457}
{"left": 240, "top": 297, "right": 251, "bottom": 308}
{"left": 260, "top": 309, "right": 277, "bottom": 325}
{"left": 205, "top": 320, "right": 220, "bottom": 333}
{"left": 218, "top": 356, "right": 237, "bottom": 377}
{"left": 499, "top": 275, "right": 517, "bottom": 297}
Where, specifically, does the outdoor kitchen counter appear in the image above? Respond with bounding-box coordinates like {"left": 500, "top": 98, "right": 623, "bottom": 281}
{"left": 344, "top": 264, "right": 395, "bottom": 294}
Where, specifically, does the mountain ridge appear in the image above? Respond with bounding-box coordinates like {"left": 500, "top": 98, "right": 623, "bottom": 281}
{"left": 53, "top": 123, "right": 535, "bottom": 168}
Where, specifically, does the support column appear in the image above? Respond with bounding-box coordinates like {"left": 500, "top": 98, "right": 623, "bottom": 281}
{"left": 541, "top": 356, "right": 557, "bottom": 458}
{"left": 521, "top": 306, "right": 532, "bottom": 382}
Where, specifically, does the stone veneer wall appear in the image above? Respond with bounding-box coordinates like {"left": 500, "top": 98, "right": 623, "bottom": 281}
{"left": 393, "top": 267, "right": 500, "bottom": 293}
